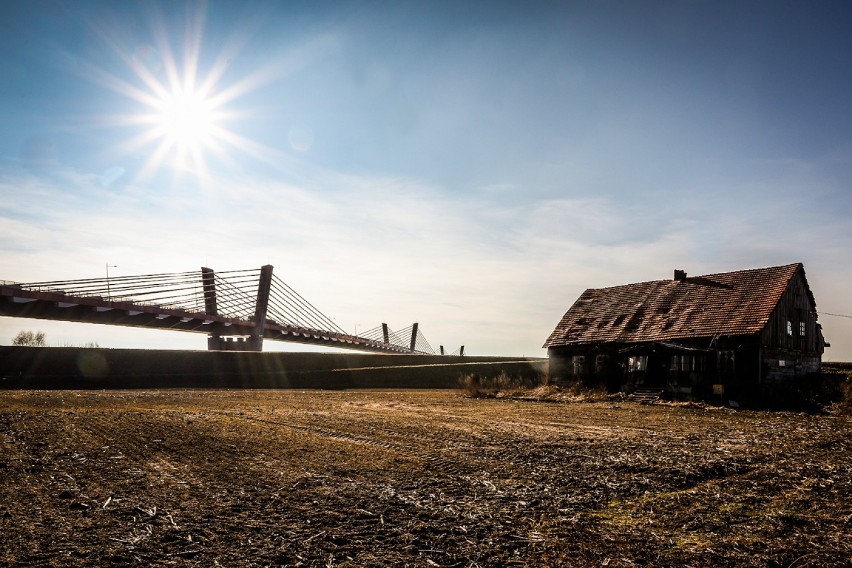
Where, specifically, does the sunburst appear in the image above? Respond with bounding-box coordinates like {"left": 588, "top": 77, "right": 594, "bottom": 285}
{"left": 83, "top": 5, "right": 272, "bottom": 184}
{"left": 80, "top": 4, "right": 336, "bottom": 187}
{"left": 153, "top": 85, "right": 217, "bottom": 152}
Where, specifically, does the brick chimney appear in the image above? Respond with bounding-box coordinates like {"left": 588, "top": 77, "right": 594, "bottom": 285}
{"left": 673, "top": 269, "right": 687, "bottom": 281}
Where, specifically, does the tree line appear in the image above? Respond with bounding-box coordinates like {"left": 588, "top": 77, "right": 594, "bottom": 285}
{"left": 11, "top": 330, "right": 99, "bottom": 348}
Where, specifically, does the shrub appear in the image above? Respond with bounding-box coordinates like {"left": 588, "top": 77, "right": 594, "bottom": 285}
{"left": 458, "top": 370, "right": 547, "bottom": 398}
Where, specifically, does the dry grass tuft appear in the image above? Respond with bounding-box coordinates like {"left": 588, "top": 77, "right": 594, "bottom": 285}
{"left": 826, "top": 377, "right": 852, "bottom": 415}
{"left": 458, "top": 371, "right": 612, "bottom": 402}
{"left": 458, "top": 370, "right": 546, "bottom": 398}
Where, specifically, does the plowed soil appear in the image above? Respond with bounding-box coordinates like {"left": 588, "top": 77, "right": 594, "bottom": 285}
{"left": 1, "top": 390, "right": 849, "bottom": 567}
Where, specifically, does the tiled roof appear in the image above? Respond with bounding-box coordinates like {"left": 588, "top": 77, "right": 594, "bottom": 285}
{"left": 543, "top": 263, "right": 804, "bottom": 348}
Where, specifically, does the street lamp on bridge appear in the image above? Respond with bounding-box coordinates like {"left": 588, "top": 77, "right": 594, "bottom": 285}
{"left": 106, "top": 263, "right": 117, "bottom": 300}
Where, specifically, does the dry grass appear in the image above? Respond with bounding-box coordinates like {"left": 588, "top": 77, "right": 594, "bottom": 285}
{"left": 826, "top": 378, "right": 852, "bottom": 415}
{"left": 459, "top": 371, "right": 613, "bottom": 403}
{"left": 457, "top": 369, "right": 546, "bottom": 397}
{"left": 821, "top": 364, "right": 852, "bottom": 415}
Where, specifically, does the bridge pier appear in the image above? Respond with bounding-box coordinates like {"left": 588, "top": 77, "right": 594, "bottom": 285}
{"left": 208, "top": 336, "right": 251, "bottom": 351}
{"left": 204, "top": 265, "right": 273, "bottom": 352}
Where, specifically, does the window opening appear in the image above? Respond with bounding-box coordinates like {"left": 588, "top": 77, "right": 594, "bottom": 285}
{"left": 718, "top": 350, "right": 735, "bottom": 377}
{"left": 594, "top": 354, "right": 608, "bottom": 374}
{"left": 572, "top": 355, "right": 586, "bottom": 376}
{"left": 628, "top": 356, "right": 647, "bottom": 372}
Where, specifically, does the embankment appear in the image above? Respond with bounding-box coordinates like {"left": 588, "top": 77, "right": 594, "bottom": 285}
{"left": 0, "top": 346, "right": 546, "bottom": 389}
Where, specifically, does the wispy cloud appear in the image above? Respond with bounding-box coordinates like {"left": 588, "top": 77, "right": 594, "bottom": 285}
{"left": 2, "top": 155, "right": 851, "bottom": 357}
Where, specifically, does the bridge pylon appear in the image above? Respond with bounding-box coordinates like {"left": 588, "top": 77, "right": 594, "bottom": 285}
{"left": 202, "top": 267, "right": 223, "bottom": 351}
{"left": 409, "top": 322, "right": 418, "bottom": 352}
{"left": 249, "top": 264, "right": 274, "bottom": 351}
{"left": 205, "top": 265, "right": 273, "bottom": 352}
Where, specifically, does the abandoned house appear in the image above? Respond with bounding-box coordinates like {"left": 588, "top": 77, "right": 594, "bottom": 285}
{"left": 543, "top": 263, "right": 828, "bottom": 401}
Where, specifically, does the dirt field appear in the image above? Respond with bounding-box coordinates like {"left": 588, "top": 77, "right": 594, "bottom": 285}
{"left": 1, "top": 390, "right": 849, "bottom": 567}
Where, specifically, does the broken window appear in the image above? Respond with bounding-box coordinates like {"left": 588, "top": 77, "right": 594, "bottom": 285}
{"left": 718, "top": 350, "right": 735, "bottom": 377}
{"left": 671, "top": 355, "right": 682, "bottom": 371}
{"left": 671, "top": 355, "right": 704, "bottom": 372}
{"left": 681, "top": 355, "right": 694, "bottom": 371}
{"left": 594, "top": 354, "right": 608, "bottom": 374}
{"left": 572, "top": 355, "right": 586, "bottom": 376}
{"left": 627, "top": 355, "right": 647, "bottom": 372}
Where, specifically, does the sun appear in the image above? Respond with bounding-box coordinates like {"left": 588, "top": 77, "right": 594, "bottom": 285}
{"left": 101, "top": 55, "right": 237, "bottom": 181}
{"left": 89, "top": 11, "right": 242, "bottom": 182}
{"left": 153, "top": 86, "right": 217, "bottom": 150}
{"left": 131, "top": 78, "right": 229, "bottom": 179}
{"left": 90, "top": 3, "right": 295, "bottom": 184}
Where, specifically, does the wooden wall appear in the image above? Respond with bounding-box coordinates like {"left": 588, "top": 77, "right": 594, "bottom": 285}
{"left": 760, "top": 268, "right": 823, "bottom": 355}
{"left": 759, "top": 267, "right": 824, "bottom": 383}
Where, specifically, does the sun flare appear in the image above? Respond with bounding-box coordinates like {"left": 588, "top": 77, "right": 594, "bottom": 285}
{"left": 92, "top": 3, "right": 290, "bottom": 184}
{"left": 154, "top": 87, "right": 217, "bottom": 150}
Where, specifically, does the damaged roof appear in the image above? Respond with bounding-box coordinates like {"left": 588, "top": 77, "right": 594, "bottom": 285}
{"left": 543, "top": 263, "right": 808, "bottom": 348}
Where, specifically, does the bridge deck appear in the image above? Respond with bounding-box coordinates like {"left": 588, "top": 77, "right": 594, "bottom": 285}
{"left": 0, "top": 283, "right": 412, "bottom": 354}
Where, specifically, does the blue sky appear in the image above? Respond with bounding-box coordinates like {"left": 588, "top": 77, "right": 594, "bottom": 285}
{"left": 1, "top": 0, "right": 851, "bottom": 359}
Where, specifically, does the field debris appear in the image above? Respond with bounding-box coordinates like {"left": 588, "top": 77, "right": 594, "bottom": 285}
{"left": 1, "top": 389, "right": 850, "bottom": 566}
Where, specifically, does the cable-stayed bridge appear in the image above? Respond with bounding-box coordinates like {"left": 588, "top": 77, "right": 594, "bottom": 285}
{"left": 0, "top": 265, "right": 454, "bottom": 354}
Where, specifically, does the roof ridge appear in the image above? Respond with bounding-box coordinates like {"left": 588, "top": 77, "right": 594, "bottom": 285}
{"left": 696, "top": 262, "right": 801, "bottom": 280}
{"left": 584, "top": 262, "right": 802, "bottom": 293}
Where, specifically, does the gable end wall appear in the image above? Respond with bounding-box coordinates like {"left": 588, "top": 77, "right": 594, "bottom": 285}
{"left": 759, "top": 268, "right": 823, "bottom": 382}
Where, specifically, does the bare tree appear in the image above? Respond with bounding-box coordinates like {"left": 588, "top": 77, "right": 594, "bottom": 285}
{"left": 12, "top": 330, "right": 47, "bottom": 347}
